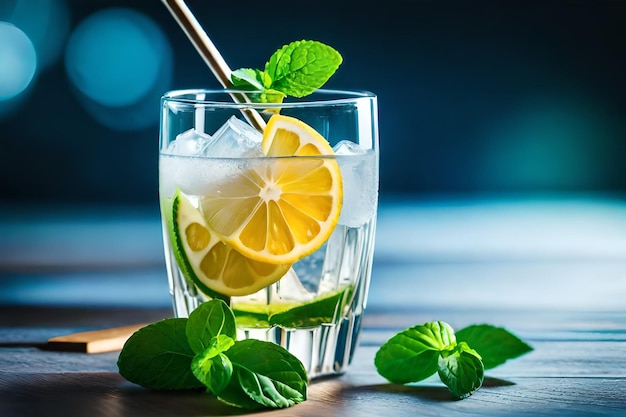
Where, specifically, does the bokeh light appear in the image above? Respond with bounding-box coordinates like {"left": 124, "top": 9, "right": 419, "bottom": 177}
{"left": 2, "top": 0, "right": 71, "bottom": 72}
{"left": 0, "top": 0, "right": 70, "bottom": 121}
{"left": 64, "top": 7, "right": 173, "bottom": 130}
{"left": 65, "top": 8, "right": 161, "bottom": 106}
{"left": 0, "top": 22, "right": 37, "bottom": 101}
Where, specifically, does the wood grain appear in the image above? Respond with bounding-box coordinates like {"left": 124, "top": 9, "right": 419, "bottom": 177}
{"left": 1, "top": 309, "right": 625, "bottom": 416}
{"left": 46, "top": 323, "right": 148, "bottom": 353}
{"left": 1, "top": 199, "right": 625, "bottom": 415}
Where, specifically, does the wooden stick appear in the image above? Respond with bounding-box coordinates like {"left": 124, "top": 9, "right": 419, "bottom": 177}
{"left": 46, "top": 323, "right": 148, "bottom": 354}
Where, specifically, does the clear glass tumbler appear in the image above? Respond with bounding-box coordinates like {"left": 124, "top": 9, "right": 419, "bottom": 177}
{"left": 159, "top": 89, "right": 378, "bottom": 378}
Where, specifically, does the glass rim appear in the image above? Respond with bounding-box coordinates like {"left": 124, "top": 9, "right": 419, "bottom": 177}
{"left": 161, "top": 88, "right": 376, "bottom": 108}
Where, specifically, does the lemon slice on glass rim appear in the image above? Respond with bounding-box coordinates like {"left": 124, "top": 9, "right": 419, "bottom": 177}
{"left": 199, "top": 114, "right": 343, "bottom": 265}
{"left": 169, "top": 189, "right": 292, "bottom": 297}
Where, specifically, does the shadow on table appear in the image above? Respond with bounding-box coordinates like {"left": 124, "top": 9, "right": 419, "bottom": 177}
{"left": 342, "top": 376, "right": 516, "bottom": 402}
{"left": 0, "top": 373, "right": 245, "bottom": 417}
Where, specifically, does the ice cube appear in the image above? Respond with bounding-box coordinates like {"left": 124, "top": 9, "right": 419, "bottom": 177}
{"left": 333, "top": 140, "right": 368, "bottom": 156}
{"left": 164, "top": 128, "right": 211, "bottom": 156}
{"left": 292, "top": 244, "right": 326, "bottom": 293}
{"left": 160, "top": 155, "right": 250, "bottom": 197}
{"left": 159, "top": 117, "right": 265, "bottom": 198}
{"left": 273, "top": 268, "right": 315, "bottom": 303}
{"left": 199, "top": 116, "right": 263, "bottom": 157}
{"left": 333, "top": 140, "right": 379, "bottom": 227}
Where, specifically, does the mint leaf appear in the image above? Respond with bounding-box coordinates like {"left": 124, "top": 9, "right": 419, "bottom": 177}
{"left": 221, "top": 339, "right": 308, "bottom": 409}
{"left": 186, "top": 299, "right": 237, "bottom": 354}
{"left": 117, "top": 318, "right": 203, "bottom": 390}
{"left": 456, "top": 324, "right": 533, "bottom": 370}
{"left": 217, "top": 374, "right": 266, "bottom": 410}
{"left": 374, "top": 321, "right": 456, "bottom": 384}
{"left": 265, "top": 40, "right": 342, "bottom": 98}
{"left": 230, "top": 40, "right": 342, "bottom": 102}
{"left": 375, "top": 321, "right": 532, "bottom": 400}
{"left": 231, "top": 68, "right": 269, "bottom": 90}
{"left": 118, "top": 298, "right": 309, "bottom": 409}
{"left": 230, "top": 68, "right": 286, "bottom": 103}
{"left": 191, "top": 350, "right": 233, "bottom": 395}
{"left": 438, "top": 342, "right": 484, "bottom": 399}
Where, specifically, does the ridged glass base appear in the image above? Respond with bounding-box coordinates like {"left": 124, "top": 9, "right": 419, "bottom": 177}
{"left": 163, "top": 218, "right": 375, "bottom": 379}
{"left": 167, "top": 268, "right": 364, "bottom": 379}
{"left": 237, "top": 314, "right": 363, "bottom": 379}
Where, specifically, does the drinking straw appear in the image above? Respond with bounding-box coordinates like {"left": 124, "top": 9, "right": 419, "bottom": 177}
{"left": 161, "top": 0, "right": 267, "bottom": 131}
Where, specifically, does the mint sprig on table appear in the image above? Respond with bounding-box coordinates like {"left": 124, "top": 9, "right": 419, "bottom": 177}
{"left": 230, "top": 39, "right": 342, "bottom": 103}
{"left": 117, "top": 299, "right": 307, "bottom": 410}
{"left": 374, "top": 321, "right": 533, "bottom": 399}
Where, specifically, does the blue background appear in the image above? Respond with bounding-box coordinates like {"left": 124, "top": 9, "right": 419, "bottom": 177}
{"left": 1, "top": 0, "right": 625, "bottom": 205}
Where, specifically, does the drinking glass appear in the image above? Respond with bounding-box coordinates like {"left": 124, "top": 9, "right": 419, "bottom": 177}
{"left": 159, "top": 89, "right": 378, "bottom": 378}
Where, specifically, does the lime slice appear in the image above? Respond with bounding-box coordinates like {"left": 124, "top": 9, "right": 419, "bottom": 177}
{"left": 162, "top": 193, "right": 224, "bottom": 301}
{"left": 233, "top": 285, "right": 353, "bottom": 329}
{"left": 165, "top": 189, "right": 291, "bottom": 298}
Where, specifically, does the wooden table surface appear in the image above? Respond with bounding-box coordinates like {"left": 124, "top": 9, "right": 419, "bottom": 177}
{"left": 1, "top": 195, "right": 625, "bottom": 416}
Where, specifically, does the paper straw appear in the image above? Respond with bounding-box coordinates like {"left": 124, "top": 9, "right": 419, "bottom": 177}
{"left": 161, "top": 0, "right": 267, "bottom": 131}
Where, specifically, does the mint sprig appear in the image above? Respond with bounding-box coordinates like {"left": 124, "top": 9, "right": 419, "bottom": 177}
{"left": 231, "top": 40, "right": 342, "bottom": 103}
{"left": 374, "top": 321, "right": 532, "bottom": 399}
{"left": 456, "top": 324, "right": 533, "bottom": 370}
{"left": 117, "top": 299, "right": 307, "bottom": 410}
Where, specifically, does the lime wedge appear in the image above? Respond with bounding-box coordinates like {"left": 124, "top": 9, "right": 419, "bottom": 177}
{"left": 233, "top": 285, "right": 353, "bottom": 329}
{"left": 166, "top": 189, "right": 292, "bottom": 298}
{"left": 163, "top": 191, "right": 226, "bottom": 301}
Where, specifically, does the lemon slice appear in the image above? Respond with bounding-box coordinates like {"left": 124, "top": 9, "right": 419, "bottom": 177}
{"left": 169, "top": 190, "right": 291, "bottom": 297}
{"left": 262, "top": 114, "right": 336, "bottom": 156}
{"left": 199, "top": 114, "right": 343, "bottom": 264}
